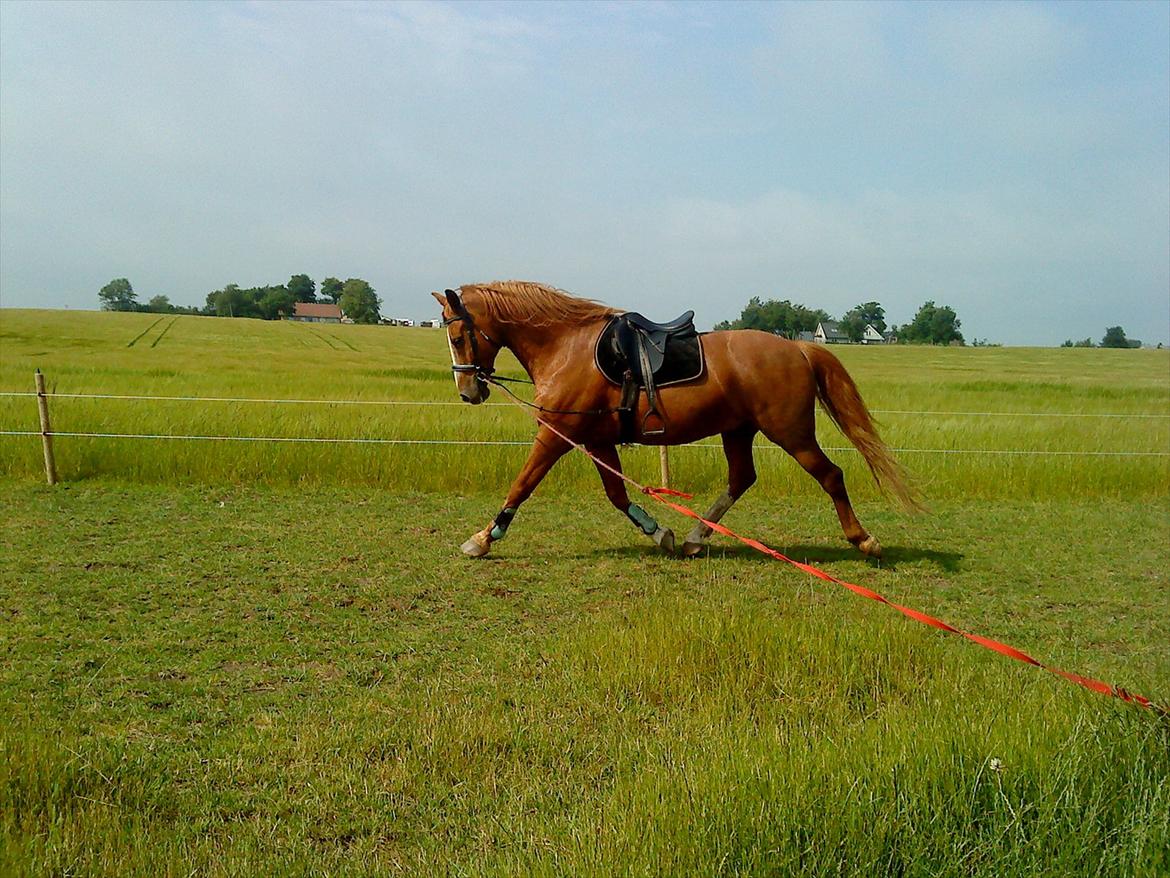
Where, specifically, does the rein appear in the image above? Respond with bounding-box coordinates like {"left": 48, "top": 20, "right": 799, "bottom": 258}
{"left": 484, "top": 374, "right": 624, "bottom": 418}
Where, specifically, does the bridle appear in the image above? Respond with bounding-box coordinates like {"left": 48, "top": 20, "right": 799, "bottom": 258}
{"left": 442, "top": 288, "right": 499, "bottom": 384}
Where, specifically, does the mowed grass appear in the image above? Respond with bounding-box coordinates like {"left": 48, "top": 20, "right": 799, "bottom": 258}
{"left": 1, "top": 484, "right": 1167, "bottom": 876}
{"left": 1, "top": 308, "right": 1167, "bottom": 499}
{"left": 1, "top": 308, "right": 1169, "bottom": 874}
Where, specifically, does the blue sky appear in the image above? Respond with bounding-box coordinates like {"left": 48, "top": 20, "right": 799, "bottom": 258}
{"left": 1, "top": 0, "right": 1167, "bottom": 345}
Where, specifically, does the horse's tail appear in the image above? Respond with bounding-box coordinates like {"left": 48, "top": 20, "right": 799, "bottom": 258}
{"left": 797, "top": 342, "right": 923, "bottom": 512}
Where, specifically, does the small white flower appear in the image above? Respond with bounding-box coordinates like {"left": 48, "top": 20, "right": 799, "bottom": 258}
{"left": 989, "top": 758, "right": 1004, "bottom": 773}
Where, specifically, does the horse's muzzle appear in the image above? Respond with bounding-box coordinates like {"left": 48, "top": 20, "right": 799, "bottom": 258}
{"left": 460, "top": 380, "right": 491, "bottom": 405}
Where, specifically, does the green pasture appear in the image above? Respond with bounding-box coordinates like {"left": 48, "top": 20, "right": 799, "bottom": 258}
{"left": 1, "top": 309, "right": 1169, "bottom": 875}
{"left": 1, "top": 485, "right": 1167, "bottom": 875}
{"left": 1, "top": 309, "right": 1168, "bottom": 499}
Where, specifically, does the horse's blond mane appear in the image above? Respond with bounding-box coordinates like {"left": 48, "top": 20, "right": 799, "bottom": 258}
{"left": 461, "top": 281, "right": 618, "bottom": 327}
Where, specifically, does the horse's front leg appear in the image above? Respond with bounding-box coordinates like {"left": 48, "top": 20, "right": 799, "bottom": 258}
{"left": 461, "top": 427, "right": 571, "bottom": 558}
{"left": 586, "top": 443, "right": 675, "bottom": 554}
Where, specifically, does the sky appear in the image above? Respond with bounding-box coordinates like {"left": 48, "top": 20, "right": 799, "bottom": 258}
{"left": 1, "top": 0, "right": 1167, "bottom": 346}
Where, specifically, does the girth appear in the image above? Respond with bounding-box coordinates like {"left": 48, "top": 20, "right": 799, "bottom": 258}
{"left": 594, "top": 311, "right": 704, "bottom": 443}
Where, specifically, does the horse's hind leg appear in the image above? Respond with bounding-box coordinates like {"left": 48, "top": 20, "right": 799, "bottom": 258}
{"left": 681, "top": 427, "right": 757, "bottom": 557}
{"left": 782, "top": 438, "right": 881, "bottom": 558}
{"left": 587, "top": 443, "right": 675, "bottom": 554}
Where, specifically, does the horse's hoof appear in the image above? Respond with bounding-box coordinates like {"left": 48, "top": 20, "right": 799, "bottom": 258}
{"left": 461, "top": 533, "right": 491, "bottom": 558}
{"left": 680, "top": 541, "right": 706, "bottom": 558}
{"left": 858, "top": 535, "right": 882, "bottom": 558}
{"left": 652, "top": 526, "right": 675, "bottom": 554}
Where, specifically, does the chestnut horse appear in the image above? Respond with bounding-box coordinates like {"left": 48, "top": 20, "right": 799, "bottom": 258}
{"left": 432, "top": 282, "right": 918, "bottom": 559}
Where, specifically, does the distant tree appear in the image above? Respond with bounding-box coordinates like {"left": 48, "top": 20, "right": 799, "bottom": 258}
{"left": 902, "top": 301, "right": 963, "bottom": 345}
{"left": 1101, "top": 326, "right": 1130, "bottom": 348}
{"left": 339, "top": 278, "right": 381, "bottom": 324}
{"left": 839, "top": 309, "right": 865, "bottom": 344}
{"left": 287, "top": 274, "right": 316, "bottom": 303}
{"left": 99, "top": 278, "right": 137, "bottom": 311}
{"left": 1062, "top": 338, "right": 1095, "bottom": 348}
{"left": 203, "top": 282, "right": 296, "bottom": 320}
{"left": 259, "top": 285, "right": 295, "bottom": 320}
{"left": 201, "top": 275, "right": 379, "bottom": 320}
{"left": 208, "top": 284, "right": 237, "bottom": 317}
{"left": 716, "top": 296, "right": 829, "bottom": 338}
{"left": 147, "top": 294, "right": 174, "bottom": 313}
{"left": 320, "top": 277, "right": 344, "bottom": 304}
{"left": 208, "top": 284, "right": 262, "bottom": 319}
{"left": 839, "top": 303, "right": 886, "bottom": 343}
{"left": 854, "top": 302, "right": 886, "bottom": 333}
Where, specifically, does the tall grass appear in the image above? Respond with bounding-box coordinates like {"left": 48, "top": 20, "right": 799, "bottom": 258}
{"left": 1, "top": 309, "right": 1167, "bottom": 498}
{"left": 1, "top": 448, "right": 1166, "bottom": 873}
{"left": 3, "top": 588, "right": 1167, "bottom": 875}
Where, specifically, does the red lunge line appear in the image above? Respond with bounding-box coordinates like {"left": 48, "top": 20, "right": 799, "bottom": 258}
{"left": 526, "top": 412, "right": 1162, "bottom": 714}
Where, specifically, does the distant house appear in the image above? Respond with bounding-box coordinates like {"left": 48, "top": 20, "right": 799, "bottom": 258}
{"left": 815, "top": 320, "right": 895, "bottom": 344}
{"left": 795, "top": 330, "right": 816, "bottom": 342}
{"left": 290, "top": 302, "right": 342, "bottom": 323}
{"left": 814, "top": 320, "right": 849, "bottom": 344}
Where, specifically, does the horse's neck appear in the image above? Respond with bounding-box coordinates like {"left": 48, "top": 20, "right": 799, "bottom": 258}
{"left": 504, "top": 320, "right": 600, "bottom": 384}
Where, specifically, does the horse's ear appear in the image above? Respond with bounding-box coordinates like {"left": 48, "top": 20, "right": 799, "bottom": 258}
{"left": 430, "top": 291, "right": 446, "bottom": 307}
{"left": 444, "top": 288, "right": 462, "bottom": 311}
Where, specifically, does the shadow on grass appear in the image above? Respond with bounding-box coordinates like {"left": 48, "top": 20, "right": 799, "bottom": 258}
{"left": 578, "top": 542, "right": 964, "bottom": 573}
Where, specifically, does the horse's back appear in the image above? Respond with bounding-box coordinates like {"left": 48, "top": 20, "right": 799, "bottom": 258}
{"left": 702, "top": 329, "right": 817, "bottom": 392}
{"left": 636, "top": 329, "right": 820, "bottom": 441}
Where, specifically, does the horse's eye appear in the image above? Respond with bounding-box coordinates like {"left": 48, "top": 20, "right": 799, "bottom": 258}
{"left": 452, "top": 337, "right": 464, "bottom": 349}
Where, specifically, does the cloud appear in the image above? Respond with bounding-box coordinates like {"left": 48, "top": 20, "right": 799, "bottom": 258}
{"left": 923, "top": 3, "right": 1082, "bottom": 83}
{"left": 216, "top": 1, "right": 551, "bottom": 86}
{"left": 0, "top": 1, "right": 1165, "bottom": 345}
{"left": 752, "top": 2, "right": 891, "bottom": 103}
{"left": 639, "top": 181, "right": 1168, "bottom": 342}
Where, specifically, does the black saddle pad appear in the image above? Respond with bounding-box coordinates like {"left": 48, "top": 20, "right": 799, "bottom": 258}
{"left": 594, "top": 315, "right": 705, "bottom": 388}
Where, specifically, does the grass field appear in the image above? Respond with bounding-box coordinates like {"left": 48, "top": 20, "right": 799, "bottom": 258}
{"left": 2, "top": 309, "right": 1168, "bottom": 498}
{"left": 1, "top": 309, "right": 1169, "bottom": 875}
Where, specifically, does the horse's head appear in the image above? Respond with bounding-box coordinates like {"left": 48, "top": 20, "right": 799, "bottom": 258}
{"left": 431, "top": 287, "right": 503, "bottom": 405}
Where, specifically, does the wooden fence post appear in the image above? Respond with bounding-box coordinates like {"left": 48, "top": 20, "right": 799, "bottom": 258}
{"left": 35, "top": 369, "right": 58, "bottom": 485}
{"left": 659, "top": 445, "right": 670, "bottom": 490}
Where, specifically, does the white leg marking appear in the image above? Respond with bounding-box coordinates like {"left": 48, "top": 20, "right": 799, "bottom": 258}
{"left": 682, "top": 491, "right": 736, "bottom": 557}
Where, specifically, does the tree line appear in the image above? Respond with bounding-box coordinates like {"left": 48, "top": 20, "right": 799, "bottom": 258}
{"left": 714, "top": 297, "right": 964, "bottom": 345}
{"left": 1061, "top": 327, "right": 1149, "bottom": 349}
{"left": 98, "top": 274, "right": 382, "bottom": 323}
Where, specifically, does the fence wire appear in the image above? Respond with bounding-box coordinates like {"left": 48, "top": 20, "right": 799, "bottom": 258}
{"left": 2, "top": 390, "right": 1168, "bottom": 419}
{"left": 1, "top": 429, "right": 1167, "bottom": 457}
{"left": 3, "top": 388, "right": 1168, "bottom": 458}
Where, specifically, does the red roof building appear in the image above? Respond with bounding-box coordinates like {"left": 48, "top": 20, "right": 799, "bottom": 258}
{"left": 290, "top": 302, "right": 343, "bottom": 323}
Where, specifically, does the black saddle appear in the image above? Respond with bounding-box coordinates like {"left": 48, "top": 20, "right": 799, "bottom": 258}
{"left": 595, "top": 310, "right": 705, "bottom": 442}
{"left": 624, "top": 311, "right": 696, "bottom": 334}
